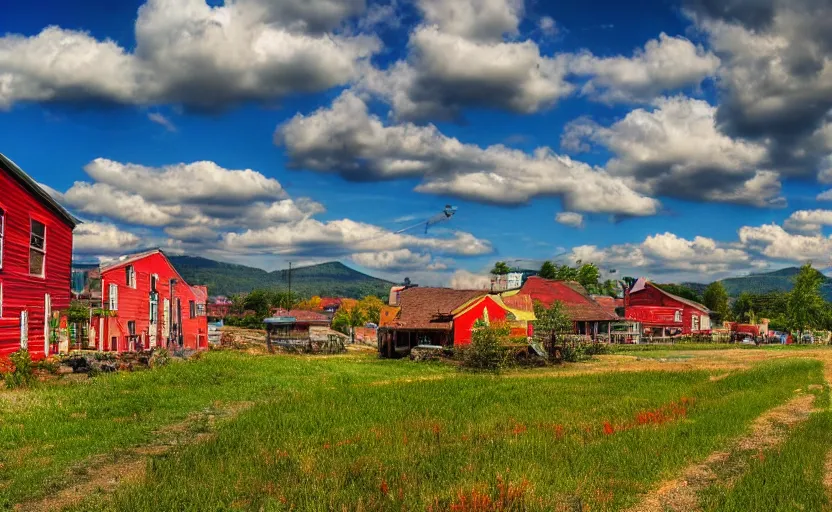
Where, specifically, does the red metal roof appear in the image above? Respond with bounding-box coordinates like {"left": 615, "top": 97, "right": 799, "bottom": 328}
{"left": 517, "top": 277, "right": 617, "bottom": 322}
{"left": 592, "top": 296, "right": 624, "bottom": 318}
{"left": 501, "top": 294, "right": 534, "bottom": 312}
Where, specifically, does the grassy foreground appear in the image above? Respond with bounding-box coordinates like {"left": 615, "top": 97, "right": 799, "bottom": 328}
{"left": 0, "top": 351, "right": 826, "bottom": 511}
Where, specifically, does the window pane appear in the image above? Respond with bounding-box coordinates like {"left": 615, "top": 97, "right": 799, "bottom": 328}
{"left": 30, "top": 221, "right": 45, "bottom": 250}
{"left": 29, "top": 249, "right": 44, "bottom": 275}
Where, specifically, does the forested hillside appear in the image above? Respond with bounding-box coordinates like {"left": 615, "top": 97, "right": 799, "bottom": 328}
{"left": 168, "top": 256, "right": 396, "bottom": 298}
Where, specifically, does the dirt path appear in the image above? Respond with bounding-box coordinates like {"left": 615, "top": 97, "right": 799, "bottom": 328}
{"left": 15, "top": 401, "right": 253, "bottom": 512}
{"left": 626, "top": 391, "right": 817, "bottom": 512}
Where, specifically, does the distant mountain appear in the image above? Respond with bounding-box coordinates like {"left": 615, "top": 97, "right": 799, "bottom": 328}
{"left": 168, "top": 256, "right": 396, "bottom": 298}
{"left": 684, "top": 267, "right": 832, "bottom": 301}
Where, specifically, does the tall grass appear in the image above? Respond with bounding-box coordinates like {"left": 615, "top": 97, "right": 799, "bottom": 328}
{"left": 0, "top": 352, "right": 452, "bottom": 507}
{"left": 699, "top": 384, "right": 832, "bottom": 512}
{"left": 77, "top": 359, "right": 823, "bottom": 511}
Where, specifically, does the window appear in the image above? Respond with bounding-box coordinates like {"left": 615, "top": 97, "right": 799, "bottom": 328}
{"left": 151, "top": 274, "right": 158, "bottom": 293}
{"left": 108, "top": 283, "right": 119, "bottom": 311}
{"left": 126, "top": 265, "right": 136, "bottom": 288}
{"left": 127, "top": 321, "right": 136, "bottom": 336}
{"left": 0, "top": 208, "right": 5, "bottom": 270}
{"left": 150, "top": 294, "right": 159, "bottom": 325}
{"left": 674, "top": 310, "right": 682, "bottom": 323}
{"left": 29, "top": 220, "right": 46, "bottom": 276}
{"left": 189, "top": 300, "right": 196, "bottom": 319}
{"left": 196, "top": 303, "right": 206, "bottom": 317}
{"left": 692, "top": 314, "right": 700, "bottom": 331}
{"left": 701, "top": 315, "right": 711, "bottom": 330}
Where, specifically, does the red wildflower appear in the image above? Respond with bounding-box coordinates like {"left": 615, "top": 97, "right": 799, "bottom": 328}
{"left": 380, "top": 479, "right": 389, "bottom": 496}
{"left": 603, "top": 422, "right": 615, "bottom": 436}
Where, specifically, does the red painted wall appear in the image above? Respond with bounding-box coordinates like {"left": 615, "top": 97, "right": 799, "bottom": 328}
{"left": 100, "top": 252, "right": 208, "bottom": 352}
{"left": 627, "top": 284, "right": 709, "bottom": 334}
{"left": 452, "top": 296, "right": 508, "bottom": 346}
{"left": 0, "top": 168, "right": 73, "bottom": 359}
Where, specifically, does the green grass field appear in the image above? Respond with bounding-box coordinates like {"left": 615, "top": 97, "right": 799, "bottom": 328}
{"left": 1, "top": 349, "right": 829, "bottom": 511}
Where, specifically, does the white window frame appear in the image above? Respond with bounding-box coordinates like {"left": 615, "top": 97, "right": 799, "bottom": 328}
{"left": 20, "top": 311, "right": 29, "bottom": 349}
{"left": 674, "top": 310, "right": 682, "bottom": 323}
{"left": 108, "top": 283, "right": 119, "bottom": 311}
{"left": 126, "top": 265, "right": 136, "bottom": 289}
{"left": 44, "top": 294, "right": 51, "bottom": 357}
{"left": 196, "top": 303, "right": 206, "bottom": 317}
{"left": 29, "top": 219, "right": 46, "bottom": 278}
{"left": 0, "top": 207, "right": 5, "bottom": 270}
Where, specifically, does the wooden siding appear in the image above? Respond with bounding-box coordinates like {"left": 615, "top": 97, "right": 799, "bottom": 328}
{"left": 626, "top": 283, "right": 710, "bottom": 334}
{"left": 452, "top": 296, "right": 508, "bottom": 346}
{"left": 0, "top": 166, "right": 74, "bottom": 359}
{"left": 100, "top": 252, "right": 208, "bottom": 352}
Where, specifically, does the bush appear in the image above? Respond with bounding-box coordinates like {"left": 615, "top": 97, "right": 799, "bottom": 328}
{"left": 460, "top": 321, "right": 511, "bottom": 372}
{"left": 149, "top": 348, "right": 171, "bottom": 368}
{"left": 35, "top": 356, "right": 61, "bottom": 375}
{"left": 224, "top": 315, "right": 266, "bottom": 329}
{"left": 5, "top": 350, "right": 36, "bottom": 389}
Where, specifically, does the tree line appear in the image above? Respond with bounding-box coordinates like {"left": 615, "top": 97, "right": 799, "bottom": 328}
{"left": 492, "top": 260, "right": 831, "bottom": 335}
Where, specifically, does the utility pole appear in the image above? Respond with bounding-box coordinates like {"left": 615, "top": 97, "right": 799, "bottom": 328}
{"left": 287, "top": 262, "right": 292, "bottom": 309}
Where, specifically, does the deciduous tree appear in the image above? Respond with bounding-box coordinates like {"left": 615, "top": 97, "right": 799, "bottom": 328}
{"left": 787, "top": 263, "right": 826, "bottom": 333}
{"left": 703, "top": 281, "right": 731, "bottom": 324}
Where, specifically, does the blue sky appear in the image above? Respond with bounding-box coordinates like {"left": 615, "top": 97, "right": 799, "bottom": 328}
{"left": 2, "top": 0, "right": 831, "bottom": 286}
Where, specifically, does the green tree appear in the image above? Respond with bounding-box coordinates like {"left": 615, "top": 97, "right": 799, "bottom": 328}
{"left": 243, "top": 289, "right": 271, "bottom": 317}
{"left": 539, "top": 261, "right": 557, "bottom": 280}
{"left": 576, "top": 263, "right": 601, "bottom": 293}
{"left": 532, "top": 301, "right": 572, "bottom": 353}
{"left": 601, "top": 280, "right": 619, "bottom": 297}
{"left": 787, "top": 263, "right": 827, "bottom": 334}
{"left": 553, "top": 264, "right": 579, "bottom": 281}
{"left": 268, "top": 290, "right": 299, "bottom": 311}
{"left": 491, "top": 261, "right": 511, "bottom": 275}
{"left": 702, "top": 281, "right": 731, "bottom": 324}
{"left": 358, "top": 295, "right": 384, "bottom": 324}
{"left": 733, "top": 292, "right": 756, "bottom": 323}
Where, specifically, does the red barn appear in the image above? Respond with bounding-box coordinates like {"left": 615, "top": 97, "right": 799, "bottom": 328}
{"left": 625, "top": 278, "right": 711, "bottom": 336}
{"left": 516, "top": 277, "right": 617, "bottom": 338}
{"left": 0, "top": 153, "right": 77, "bottom": 359}
{"left": 98, "top": 250, "right": 208, "bottom": 352}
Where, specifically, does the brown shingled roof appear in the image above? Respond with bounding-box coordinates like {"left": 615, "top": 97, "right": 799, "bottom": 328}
{"left": 393, "top": 288, "right": 485, "bottom": 330}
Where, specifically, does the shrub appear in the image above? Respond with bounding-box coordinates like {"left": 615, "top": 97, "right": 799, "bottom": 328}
{"left": 36, "top": 356, "right": 61, "bottom": 375}
{"left": 460, "top": 321, "right": 511, "bottom": 372}
{"left": 149, "top": 348, "right": 171, "bottom": 368}
{"left": 5, "top": 350, "right": 36, "bottom": 389}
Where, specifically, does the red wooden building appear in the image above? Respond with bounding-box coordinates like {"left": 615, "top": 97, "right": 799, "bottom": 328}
{"left": 516, "top": 277, "right": 618, "bottom": 338}
{"left": 97, "top": 250, "right": 208, "bottom": 352}
{"left": 625, "top": 278, "right": 711, "bottom": 336}
{"left": 0, "top": 153, "right": 77, "bottom": 359}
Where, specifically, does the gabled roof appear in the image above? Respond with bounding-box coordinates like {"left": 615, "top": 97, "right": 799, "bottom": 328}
{"left": 631, "top": 278, "right": 710, "bottom": 313}
{"left": 0, "top": 152, "right": 79, "bottom": 227}
{"left": 493, "top": 294, "right": 536, "bottom": 321}
{"left": 100, "top": 249, "right": 164, "bottom": 272}
{"left": 592, "top": 296, "right": 624, "bottom": 318}
{"left": 392, "top": 287, "right": 485, "bottom": 330}
{"left": 379, "top": 306, "right": 400, "bottom": 327}
{"left": 518, "top": 276, "right": 618, "bottom": 322}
